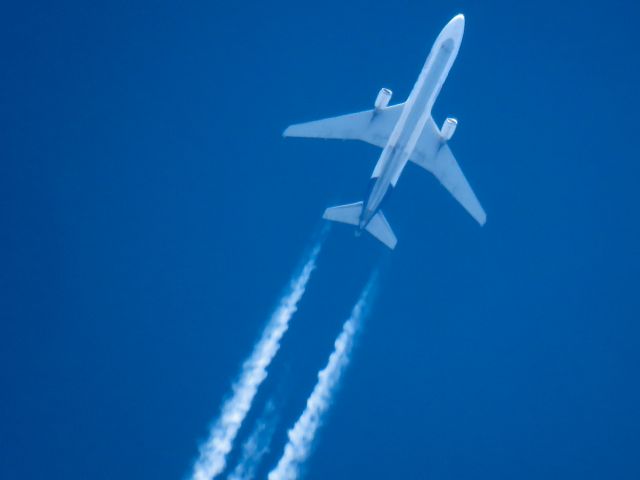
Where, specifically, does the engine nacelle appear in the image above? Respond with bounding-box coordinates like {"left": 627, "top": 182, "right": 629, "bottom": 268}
{"left": 440, "top": 117, "right": 458, "bottom": 141}
{"left": 374, "top": 88, "right": 392, "bottom": 111}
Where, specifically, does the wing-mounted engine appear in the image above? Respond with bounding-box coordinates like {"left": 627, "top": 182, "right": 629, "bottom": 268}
{"left": 374, "top": 88, "right": 392, "bottom": 111}
{"left": 440, "top": 117, "right": 458, "bottom": 141}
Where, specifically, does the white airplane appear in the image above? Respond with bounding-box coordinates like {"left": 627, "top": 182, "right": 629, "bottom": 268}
{"left": 284, "top": 14, "right": 486, "bottom": 249}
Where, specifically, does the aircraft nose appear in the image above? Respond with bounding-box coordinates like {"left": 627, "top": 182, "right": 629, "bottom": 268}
{"left": 445, "top": 13, "right": 465, "bottom": 38}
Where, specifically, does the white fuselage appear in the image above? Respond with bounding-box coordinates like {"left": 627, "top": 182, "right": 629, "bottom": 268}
{"left": 359, "top": 15, "right": 465, "bottom": 228}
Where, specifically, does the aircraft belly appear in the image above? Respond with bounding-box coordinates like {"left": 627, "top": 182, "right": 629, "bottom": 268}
{"left": 365, "top": 177, "right": 389, "bottom": 217}
{"left": 378, "top": 38, "right": 458, "bottom": 188}
{"left": 371, "top": 145, "right": 394, "bottom": 178}
{"left": 402, "top": 38, "right": 456, "bottom": 152}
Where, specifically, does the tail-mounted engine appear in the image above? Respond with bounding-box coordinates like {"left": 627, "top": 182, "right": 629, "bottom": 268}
{"left": 374, "top": 88, "right": 392, "bottom": 111}
{"left": 440, "top": 117, "right": 458, "bottom": 141}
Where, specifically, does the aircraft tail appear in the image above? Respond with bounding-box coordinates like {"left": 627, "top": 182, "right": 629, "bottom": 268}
{"left": 323, "top": 202, "right": 397, "bottom": 250}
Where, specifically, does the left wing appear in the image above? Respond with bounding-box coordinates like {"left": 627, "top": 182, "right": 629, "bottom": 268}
{"left": 411, "top": 117, "right": 486, "bottom": 225}
{"left": 283, "top": 104, "right": 404, "bottom": 148}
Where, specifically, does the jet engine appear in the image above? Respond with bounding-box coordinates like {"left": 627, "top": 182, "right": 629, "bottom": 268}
{"left": 440, "top": 117, "right": 458, "bottom": 141}
{"left": 374, "top": 88, "right": 392, "bottom": 111}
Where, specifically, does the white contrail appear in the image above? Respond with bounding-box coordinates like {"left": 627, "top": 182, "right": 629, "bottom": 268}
{"left": 268, "top": 277, "right": 376, "bottom": 480}
{"left": 191, "top": 239, "right": 324, "bottom": 480}
{"left": 227, "top": 401, "right": 278, "bottom": 480}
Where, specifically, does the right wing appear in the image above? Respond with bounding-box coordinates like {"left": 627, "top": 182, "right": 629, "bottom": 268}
{"left": 283, "top": 103, "right": 404, "bottom": 148}
{"left": 411, "top": 117, "right": 486, "bottom": 225}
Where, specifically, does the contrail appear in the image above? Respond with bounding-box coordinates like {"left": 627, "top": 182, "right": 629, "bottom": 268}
{"left": 191, "top": 238, "right": 324, "bottom": 480}
{"left": 268, "top": 276, "right": 377, "bottom": 480}
{"left": 227, "top": 401, "right": 278, "bottom": 480}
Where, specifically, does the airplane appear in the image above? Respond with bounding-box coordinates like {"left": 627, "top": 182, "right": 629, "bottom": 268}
{"left": 283, "top": 14, "right": 486, "bottom": 249}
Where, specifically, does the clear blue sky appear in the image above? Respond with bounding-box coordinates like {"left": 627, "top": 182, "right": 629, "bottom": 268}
{"left": 2, "top": 1, "right": 639, "bottom": 479}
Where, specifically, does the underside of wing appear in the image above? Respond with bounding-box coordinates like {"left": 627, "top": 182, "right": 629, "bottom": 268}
{"left": 411, "top": 117, "right": 486, "bottom": 225}
{"left": 283, "top": 103, "right": 404, "bottom": 148}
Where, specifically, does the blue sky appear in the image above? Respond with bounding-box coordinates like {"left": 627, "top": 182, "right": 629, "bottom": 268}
{"left": 2, "top": 1, "right": 639, "bottom": 479}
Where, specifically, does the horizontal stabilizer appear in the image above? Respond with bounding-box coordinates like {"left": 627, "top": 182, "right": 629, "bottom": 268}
{"left": 322, "top": 202, "right": 363, "bottom": 225}
{"left": 365, "top": 210, "right": 397, "bottom": 250}
{"left": 323, "top": 203, "right": 397, "bottom": 249}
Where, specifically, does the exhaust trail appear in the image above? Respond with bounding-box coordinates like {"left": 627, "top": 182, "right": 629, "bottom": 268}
{"left": 268, "top": 276, "right": 377, "bottom": 480}
{"left": 227, "top": 401, "right": 278, "bottom": 480}
{"left": 191, "top": 238, "right": 325, "bottom": 480}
